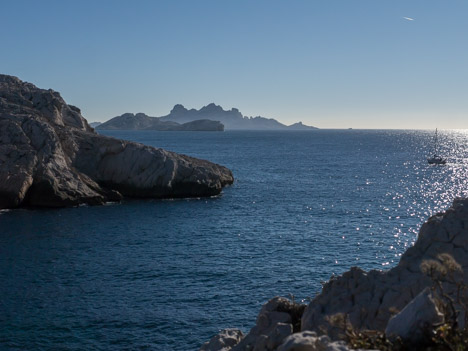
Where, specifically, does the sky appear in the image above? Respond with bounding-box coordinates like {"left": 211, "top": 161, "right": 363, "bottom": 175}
{"left": 1, "top": 0, "right": 467, "bottom": 129}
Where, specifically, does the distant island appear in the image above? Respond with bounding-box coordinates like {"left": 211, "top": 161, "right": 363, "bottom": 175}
{"left": 96, "top": 113, "right": 224, "bottom": 131}
{"left": 96, "top": 103, "right": 318, "bottom": 131}
{"left": 161, "top": 103, "right": 317, "bottom": 130}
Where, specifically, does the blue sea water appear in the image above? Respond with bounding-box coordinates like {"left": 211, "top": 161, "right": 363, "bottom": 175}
{"left": 1, "top": 129, "right": 468, "bottom": 351}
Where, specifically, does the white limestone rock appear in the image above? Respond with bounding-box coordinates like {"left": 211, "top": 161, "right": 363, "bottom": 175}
{"left": 252, "top": 323, "right": 293, "bottom": 351}
{"left": 301, "top": 198, "right": 468, "bottom": 338}
{"left": 277, "top": 331, "right": 351, "bottom": 351}
{"left": 225, "top": 296, "right": 307, "bottom": 351}
{"left": 385, "top": 287, "right": 444, "bottom": 344}
{"left": 200, "top": 329, "right": 244, "bottom": 351}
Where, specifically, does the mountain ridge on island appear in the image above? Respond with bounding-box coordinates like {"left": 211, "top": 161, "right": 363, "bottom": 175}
{"left": 96, "top": 112, "right": 224, "bottom": 131}
{"left": 97, "top": 103, "right": 317, "bottom": 131}
{"left": 161, "top": 103, "right": 317, "bottom": 130}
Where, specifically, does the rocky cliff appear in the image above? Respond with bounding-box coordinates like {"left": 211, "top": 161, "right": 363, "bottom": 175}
{"left": 0, "top": 74, "right": 233, "bottom": 209}
{"left": 201, "top": 197, "right": 468, "bottom": 350}
{"left": 96, "top": 112, "right": 224, "bottom": 131}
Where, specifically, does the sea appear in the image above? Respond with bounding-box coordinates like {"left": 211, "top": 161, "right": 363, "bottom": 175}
{"left": 1, "top": 129, "right": 468, "bottom": 351}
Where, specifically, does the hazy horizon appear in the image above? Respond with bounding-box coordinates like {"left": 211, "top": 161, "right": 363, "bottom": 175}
{"left": 1, "top": 0, "right": 467, "bottom": 129}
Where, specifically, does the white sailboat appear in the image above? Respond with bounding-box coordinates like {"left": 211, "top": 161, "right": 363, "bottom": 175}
{"left": 427, "top": 128, "right": 446, "bottom": 165}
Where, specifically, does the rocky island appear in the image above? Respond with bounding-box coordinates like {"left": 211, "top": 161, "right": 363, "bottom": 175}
{"left": 96, "top": 112, "right": 224, "bottom": 131}
{"left": 201, "top": 197, "right": 468, "bottom": 350}
{"left": 160, "top": 103, "right": 318, "bottom": 130}
{"left": 0, "top": 74, "right": 233, "bottom": 209}
{"left": 96, "top": 103, "right": 318, "bottom": 131}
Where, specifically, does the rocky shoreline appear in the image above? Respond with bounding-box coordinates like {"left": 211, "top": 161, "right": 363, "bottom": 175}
{"left": 201, "top": 198, "right": 468, "bottom": 350}
{"left": 0, "top": 74, "right": 233, "bottom": 209}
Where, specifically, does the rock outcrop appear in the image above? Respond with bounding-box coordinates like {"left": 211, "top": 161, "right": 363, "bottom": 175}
{"left": 230, "top": 297, "right": 303, "bottom": 351}
{"left": 385, "top": 287, "right": 444, "bottom": 345}
{"left": 301, "top": 198, "right": 468, "bottom": 337}
{"left": 200, "top": 329, "right": 245, "bottom": 351}
{"left": 201, "top": 197, "right": 468, "bottom": 350}
{"left": 96, "top": 112, "right": 224, "bottom": 131}
{"left": 277, "top": 332, "right": 351, "bottom": 351}
{"left": 0, "top": 74, "right": 233, "bottom": 209}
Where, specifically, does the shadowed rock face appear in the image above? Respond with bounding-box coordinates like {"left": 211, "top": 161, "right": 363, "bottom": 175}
{"left": 0, "top": 74, "right": 233, "bottom": 209}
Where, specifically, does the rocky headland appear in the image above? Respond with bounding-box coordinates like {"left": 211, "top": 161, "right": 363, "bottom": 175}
{"left": 201, "top": 198, "right": 468, "bottom": 350}
{"left": 159, "top": 103, "right": 318, "bottom": 130}
{"left": 0, "top": 74, "right": 233, "bottom": 209}
{"left": 96, "top": 112, "right": 224, "bottom": 131}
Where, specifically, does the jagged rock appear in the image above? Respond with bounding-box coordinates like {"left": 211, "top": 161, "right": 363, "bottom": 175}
{"left": 231, "top": 297, "right": 293, "bottom": 351}
{"left": 252, "top": 323, "right": 293, "bottom": 351}
{"left": 0, "top": 74, "right": 233, "bottom": 209}
{"left": 200, "top": 329, "right": 244, "bottom": 351}
{"left": 385, "top": 287, "right": 444, "bottom": 344}
{"left": 276, "top": 331, "right": 351, "bottom": 351}
{"left": 224, "top": 297, "right": 305, "bottom": 351}
{"left": 301, "top": 198, "right": 468, "bottom": 338}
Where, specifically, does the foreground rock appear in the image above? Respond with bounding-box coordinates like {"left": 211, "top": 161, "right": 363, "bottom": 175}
{"left": 0, "top": 74, "right": 233, "bottom": 209}
{"left": 202, "top": 197, "right": 468, "bottom": 350}
{"left": 301, "top": 198, "right": 468, "bottom": 337}
{"left": 200, "top": 329, "right": 245, "bottom": 351}
{"left": 385, "top": 287, "right": 444, "bottom": 345}
{"left": 277, "top": 332, "right": 351, "bottom": 351}
{"left": 230, "top": 297, "right": 302, "bottom": 351}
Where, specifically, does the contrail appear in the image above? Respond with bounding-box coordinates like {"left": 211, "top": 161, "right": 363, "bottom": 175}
{"left": 403, "top": 17, "right": 414, "bottom": 21}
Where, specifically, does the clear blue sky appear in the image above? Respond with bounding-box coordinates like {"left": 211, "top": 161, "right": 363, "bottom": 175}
{"left": 1, "top": 0, "right": 467, "bottom": 128}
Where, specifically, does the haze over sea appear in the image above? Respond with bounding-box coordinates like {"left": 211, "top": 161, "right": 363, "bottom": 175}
{"left": 2, "top": 129, "right": 468, "bottom": 350}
